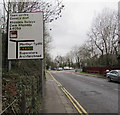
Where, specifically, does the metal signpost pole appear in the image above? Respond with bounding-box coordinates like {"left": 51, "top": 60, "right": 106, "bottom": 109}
{"left": 41, "top": 20, "right": 45, "bottom": 97}
{"left": 0, "top": 28, "right": 2, "bottom": 113}
{"left": 7, "top": 2, "right": 11, "bottom": 72}
{"left": 118, "top": 2, "right": 120, "bottom": 65}
{"left": 118, "top": 2, "right": 120, "bottom": 115}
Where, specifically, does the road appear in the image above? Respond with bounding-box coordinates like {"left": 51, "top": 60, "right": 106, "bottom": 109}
{"left": 50, "top": 70, "right": 119, "bottom": 114}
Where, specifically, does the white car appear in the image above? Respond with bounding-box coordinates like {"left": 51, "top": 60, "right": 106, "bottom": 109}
{"left": 63, "top": 66, "right": 70, "bottom": 70}
{"left": 69, "top": 67, "right": 74, "bottom": 70}
{"left": 57, "top": 67, "right": 63, "bottom": 71}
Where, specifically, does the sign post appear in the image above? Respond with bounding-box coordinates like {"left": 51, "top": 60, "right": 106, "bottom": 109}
{"left": 0, "top": 28, "right": 2, "bottom": 113}
{"left": 118, "top": 2, "right": 120, "bottom": 115}
{"left": 118, "top": 2, "right": 120, "bottom": 64}
{"left": 7, "top": 12, "right": 44, "bottom": 98}
{"left": 8, "top": 12, "right": 43, "bottom": 60}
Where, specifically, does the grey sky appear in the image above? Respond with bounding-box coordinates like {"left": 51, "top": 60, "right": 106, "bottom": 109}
{"left": 0, "top": 0, "right": 119, "bottom": 58}
{"left": 49, "top": 0, "right": 119, "bottom": 58}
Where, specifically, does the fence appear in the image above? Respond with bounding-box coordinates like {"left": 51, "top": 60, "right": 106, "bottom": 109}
{"left": 83, "top": 67, "right": 120, "bottom": 75}
{"left": 1, "top": 74, "right": 42, "bottom": 114}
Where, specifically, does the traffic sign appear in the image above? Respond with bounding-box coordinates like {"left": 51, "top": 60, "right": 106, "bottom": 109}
{"left": 8, "top": 12, "right": 43, "bottom": 59}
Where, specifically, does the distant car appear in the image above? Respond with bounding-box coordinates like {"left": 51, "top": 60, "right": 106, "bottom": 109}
{"left": 106, "top": 70, "right": 120, "bottom": 82}
{"left": 57, "top": 67, "right": 63, "bottom": 71}
{"left": 69, "top": 67, "right": 74, "bottom": 70}
{"left": 63, "top": 66, "right": 70, "bottom": 70}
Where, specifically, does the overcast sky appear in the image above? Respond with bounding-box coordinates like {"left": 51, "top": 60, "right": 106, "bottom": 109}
{"left": 49, "top": 0, "right": 119, "bottom": 58}
{"left": 0, "top": 0, "right": 119, "bottom": 59}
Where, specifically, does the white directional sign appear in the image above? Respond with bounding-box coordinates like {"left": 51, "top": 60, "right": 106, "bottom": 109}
{"left": 8, "top": 12, "right": 43, "bottom": 59}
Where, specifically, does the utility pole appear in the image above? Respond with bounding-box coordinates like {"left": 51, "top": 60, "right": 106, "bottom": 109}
{"left": 0, "top": 3, "right": 4, "bottom": 112}
{"left": 118, "top": 2, "right": 120, "bottom": 66}
{"left": 118, "top": 3, "right": 120, "bottom": 115}
{"left": 0, "top": 27, "right": 2, "bottom": 114}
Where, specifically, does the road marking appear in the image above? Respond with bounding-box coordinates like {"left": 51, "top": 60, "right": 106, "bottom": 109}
{"left": 63, "top": 87, "right": 88, "bottom": 115}
{"left": 48, "top": 72, "right": 89, "bottom": 115}
{"left": 48, "top": 72, "right": 62, "bottom": 86}
{"left": 61, "top": 87, "right": 84, "bottom": 115}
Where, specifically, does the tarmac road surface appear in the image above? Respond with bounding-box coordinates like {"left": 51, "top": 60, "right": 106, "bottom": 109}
{"left": 50, "top": 70, "right": 119, "bottom": 114}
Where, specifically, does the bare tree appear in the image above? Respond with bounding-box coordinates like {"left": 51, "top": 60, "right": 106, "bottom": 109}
{"left": 54, "top": 55, "right": 64, "bottom": 67}
{"left": 87, "top": 8, "right": 118, "bottom": 66}
{"left": 3, "top": 0, "right": 64, "bottom": 23}
{"left": 64, "top": 51, "right": 75, "bottom": 67}
{"left": 2, "top": 0, "right": 64, "bottom": 69}
{"left": 70, "top": 46, "right": 80, "bottom": 68}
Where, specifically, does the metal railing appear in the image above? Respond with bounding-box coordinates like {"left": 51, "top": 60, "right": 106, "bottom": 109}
{"left": 0, "top": 99, "right": 17, "bottom": 115}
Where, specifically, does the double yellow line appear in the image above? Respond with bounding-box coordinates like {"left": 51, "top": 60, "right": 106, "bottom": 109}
{"left": 48, "top": 72, "right": 89, "bottom": 115}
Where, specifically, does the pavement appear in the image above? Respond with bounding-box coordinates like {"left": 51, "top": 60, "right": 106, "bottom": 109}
{"left": 40, "top": 72, "right": 77, "bottom": 113}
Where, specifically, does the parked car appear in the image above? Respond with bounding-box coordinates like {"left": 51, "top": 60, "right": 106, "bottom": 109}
{"left": 106, "top": 70, "right": 120, "bottom": 82}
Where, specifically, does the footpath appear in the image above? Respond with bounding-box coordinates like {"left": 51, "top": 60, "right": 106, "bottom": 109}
{"left": 40, "top": 72, "right": 77, "bottom": 113}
